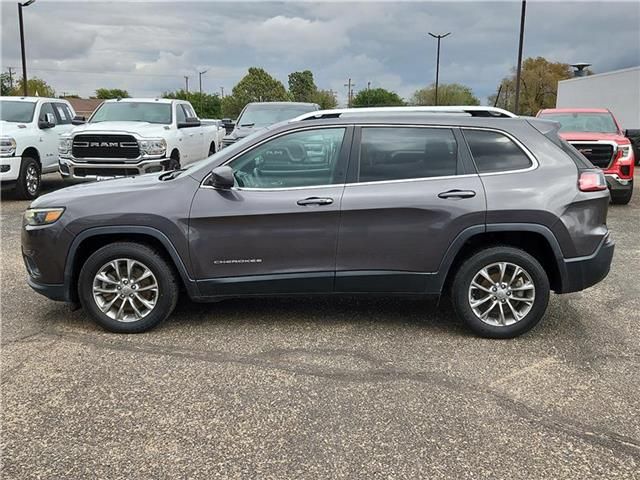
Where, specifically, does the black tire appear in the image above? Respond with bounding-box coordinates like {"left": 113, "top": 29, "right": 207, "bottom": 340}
{"left": 451, "top": 246, "right": 550, "bottom": 339}
{"left": 14, "top": 156, "right": 41, "bottom": 200}
{"left": 208, "top": 142, "right": 216, "bottom": 156}
{"left": 610, "top": 183, "right": 633, "bottom": 205}
{"left": 78, "top": 242, "right": 179, "bottom": 333}
{"left": 165, "top": 151, "right": 180, "bottom": 171}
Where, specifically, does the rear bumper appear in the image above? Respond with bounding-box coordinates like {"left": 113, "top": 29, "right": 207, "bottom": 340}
{"left": 559, "top": 234, "right": 614, "bottom": 293}
{"left": 59, "top": 156, "right": 169, "bottom": 179}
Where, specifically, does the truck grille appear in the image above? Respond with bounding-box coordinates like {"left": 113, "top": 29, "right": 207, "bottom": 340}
{"left": 72, "top": 134, "right": 140, "bottom": 160}
{"left": 569, "top": 142, "right": 615, "bottom": 169}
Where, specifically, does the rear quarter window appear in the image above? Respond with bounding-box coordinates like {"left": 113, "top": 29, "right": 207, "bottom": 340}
{"left": 463, "top": 129, "right": 532, "bottom": 173}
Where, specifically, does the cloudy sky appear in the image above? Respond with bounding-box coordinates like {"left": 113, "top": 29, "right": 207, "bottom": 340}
{"left": 1, "top": 0, "right": 639, "bottom": 105}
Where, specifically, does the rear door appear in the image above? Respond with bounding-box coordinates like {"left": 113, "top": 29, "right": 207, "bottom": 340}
{"left": 335, "top": 125, "right": 486, "bottom": 293}
{"left": 189, "top": 126, "right": 352, "bottom": 296}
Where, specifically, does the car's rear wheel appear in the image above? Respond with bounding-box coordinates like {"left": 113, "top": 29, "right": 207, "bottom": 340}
{"left": 451, "top": 247, "right": 550, "bottom": 338}
{"left": 611, "top": 182, "right": 633, "bottom": 205}
{"left": 14, "top": 157, "right": 41, "bottom": 200}
{"left": 78, "top": 242, "right": 179, "bottom": 333}
{"left": 209, "top": 142, "right": 216, "bottom": 156}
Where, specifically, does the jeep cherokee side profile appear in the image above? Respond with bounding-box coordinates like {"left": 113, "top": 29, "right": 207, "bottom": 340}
{"left": 22, "top": 107, "right": 614, "bottom": 338}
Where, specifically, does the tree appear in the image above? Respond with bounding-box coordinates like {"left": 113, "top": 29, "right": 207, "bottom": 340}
{"left": 288, "top": 70, "right": 317, "bottom": 103}
{"left": 221, "top": 67, "right": 290, "bottom": 118}
{"left": 13, "top": 77, "right": 55, "bottom": 97}
{"left": 0, "top": 73, "right": 12, "bottom": 96}
{"left": 162, "top": 89, "right": 222, "bottom": 119}
{"left": 95, "top": 88, "right": 130, "bottom": 99}
{"left": 488, "top": 57, "right": 574, "bottom": 115}
{"left": 311, "top": 89, "right": 338, "bottom": 109}
{"left": 352, "top": 87, "right": 404, "bottom": 107}
{"left": 411, "top": 83, "right": 480, "bottom": 106}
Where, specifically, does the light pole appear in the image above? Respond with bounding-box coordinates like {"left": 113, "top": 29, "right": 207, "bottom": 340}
{"left": 198, "top": 70, "right": 207, "bottom": 114}
{"left": 18, "top": 0, "right": 36, "bottom": 97}
{"left": 514, "top": 0, "right": 527, "bottom": 114}
{"left": 428, "top": 32, "right": 450, "bottom": 106}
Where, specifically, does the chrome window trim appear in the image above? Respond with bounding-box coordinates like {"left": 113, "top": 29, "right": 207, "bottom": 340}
{"left": 200, "top": 123, "right": 539, "bottom": 191}
{"left": 461, "top": 126, "right": 539, "bottom": 177}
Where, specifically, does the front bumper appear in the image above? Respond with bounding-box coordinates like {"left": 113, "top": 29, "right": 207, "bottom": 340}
{"left": 59, "top": 156, "right": 168, "bottom": 179}
{"left": 0, "top": 155, "right": 22, "bottom": 183}
{"left": 559, "top": 234, "right": 614, "bottom": 293}
{"left": 605, "top": 174, "right": 633, "bottom": 192}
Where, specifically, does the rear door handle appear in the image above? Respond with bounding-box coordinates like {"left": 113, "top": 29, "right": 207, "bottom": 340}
{"left": 438, "top": 189, "right": 476, "bottom": 199}
{"left": 297, "top": 197, "right": 333, "bottom": 206}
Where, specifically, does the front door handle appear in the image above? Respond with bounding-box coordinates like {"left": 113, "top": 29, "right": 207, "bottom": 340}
{"left": 297, "top": 197, "right": 333, "bottom": 206}
{"left": 438, "top": 189, "right": 476, "bottom": 199}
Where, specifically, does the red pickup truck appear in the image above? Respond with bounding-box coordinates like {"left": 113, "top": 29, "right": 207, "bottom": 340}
{"left": 537, "top": 108, "right": 635, "bottom": 204}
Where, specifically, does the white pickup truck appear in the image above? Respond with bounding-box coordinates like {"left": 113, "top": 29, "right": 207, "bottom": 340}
{"left": 58, "top": 98, "right": 222, "bottom": 180}
{"left": 1, "top": 96, "right": 79, "bottom": 199}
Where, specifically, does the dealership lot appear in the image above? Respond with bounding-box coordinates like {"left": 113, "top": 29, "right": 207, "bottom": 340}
{"left": 1, "top": 173, "right": 639, "bottom": 478}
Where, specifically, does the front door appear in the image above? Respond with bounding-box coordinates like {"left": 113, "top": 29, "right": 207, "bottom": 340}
{"left": 36, "top": 102, "right": 63, "bottom": 171}
{"left": 335, "top": 125, "right": 486, "bottom": 294}
{"left": 189, "top": 126, "right": 352, "bottom": 296}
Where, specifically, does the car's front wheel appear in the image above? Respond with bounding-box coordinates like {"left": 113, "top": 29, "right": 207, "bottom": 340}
{"left": 78, "top": 242, "right": 179, "bottom": 333}
{"left": 451, "top": 247, "right": 550, "bottom": 338}
{"left": 14, "top": 157, "right": 41, "bottom": 200}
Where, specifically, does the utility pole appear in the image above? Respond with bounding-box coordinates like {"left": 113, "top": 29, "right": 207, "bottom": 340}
{"left": 514, "top": 0, "right": 527, "bottom": 114}
{"left": 184, "top": 76, "right": 189, "bottom": 93}
{"left": 198, "top": 70, "right": 207, "bottom": 114}
{"left": 220, "top": 86, "right": 224, "bottom": 98}
{"left": 428, "top": 32, "right": 451, "bottom": 106}
{"left": 344, "top": 78, "right": 354, "bottom": 108}
{"left": 18, "top": 0, "right": 37, "bottom": 96}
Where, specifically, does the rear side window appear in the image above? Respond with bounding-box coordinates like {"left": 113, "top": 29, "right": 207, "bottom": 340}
{"left": 464, "top": 129, "right": 532, "bottom": 173}
{"left": 358, "top": 127, "right": 458, "bottom": 182}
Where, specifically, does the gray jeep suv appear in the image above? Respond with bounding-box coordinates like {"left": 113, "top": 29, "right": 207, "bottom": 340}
{"left": 22, "top": 107, "right": 614, "bottom": 338}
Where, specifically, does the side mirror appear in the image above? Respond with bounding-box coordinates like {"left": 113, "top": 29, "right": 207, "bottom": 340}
{"left": 177, "top": 117, "right": 201, "bottom": 128}
{"left": 210, "top": 166, "right": 235, "bottom": 189}
{"left": 71, "top": 115, "right": 86, "bottom": 125}
{"left": 38, "top": 113, "right": 56, "bottom": 129}
{"left": 624, "top": 129, "right": 640, "bottom": 138}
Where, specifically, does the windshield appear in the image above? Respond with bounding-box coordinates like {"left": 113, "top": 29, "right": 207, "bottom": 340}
{"left": 90, "top": 102, "right": 172, "bottom": 124}
{"left": 237, "top": 104, "right": 316, "bottom": 128}
{"left": 538, "top": 112, "right": 618, "bottom": 134}
{"left": 0, "top": 101, "right": 36, "bottom": 123}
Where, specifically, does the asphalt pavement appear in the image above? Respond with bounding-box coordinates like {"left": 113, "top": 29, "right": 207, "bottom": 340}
{"left": 1, "top": 173, "right": 639, "bottom": 479}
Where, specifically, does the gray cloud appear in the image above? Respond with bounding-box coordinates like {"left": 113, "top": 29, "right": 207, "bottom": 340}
{"left": 1, "top": 1, "right": 638, "bottom": 104}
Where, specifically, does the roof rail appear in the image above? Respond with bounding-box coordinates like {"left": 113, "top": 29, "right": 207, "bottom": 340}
{"left": 292, "top": 106, "right": 517, "bottom": 121}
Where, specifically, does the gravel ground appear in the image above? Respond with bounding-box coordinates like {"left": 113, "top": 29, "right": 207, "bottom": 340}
{"left": 1, "top": 173, "right": 639, "bottom": 479}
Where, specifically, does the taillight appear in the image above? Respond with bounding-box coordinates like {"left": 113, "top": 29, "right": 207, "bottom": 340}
{"left": 579, "top": 170, "right": 608, "bottom": 192}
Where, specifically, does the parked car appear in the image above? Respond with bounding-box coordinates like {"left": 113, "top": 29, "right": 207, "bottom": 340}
{"left": 200, "top": 118, "right": 226, "bottom": 150}
{"left": 221, "top": 102, "right": 319, "bottom": 149}
{"left": 537, "top": 108, "right": 635, "bottom": 204}
{"left": 23, "top": 106, "right": 613, "bottom": 338}
{"left": 58, "top": 98, "right": 221, "bottom": 180}
{"left": 1, "top": 96, "right": 81, "bottom": 199}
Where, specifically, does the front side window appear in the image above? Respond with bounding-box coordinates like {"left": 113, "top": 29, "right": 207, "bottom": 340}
{"left": 0, "top": 101, "right": 36, "bottom": 122}
{"left": 176, "top": 104, "right": 187, "bottom": 123}
{"left": 54, "top": 104, "right": 71, "bottom": 124}
{"left": 89, "top": 102, "right": 172, "bottom": 124}
{"left": 358, "top": 127, "right": 458, "bottom": 182}
{"left": 227, "top": 128, "right": 346, "bottom": 189}
{"left": 464, "top": 129, "right": 532, "bottom": 173}
{"left": 39, "top": 103, "right": 57, "bottom": 125}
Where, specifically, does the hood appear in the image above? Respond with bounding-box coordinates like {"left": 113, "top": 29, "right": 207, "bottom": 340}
{"left": 70, "top": 121, "right": 170, "bottom": 137}
{"left": 31, "top": 172, "right": 174, "bottom": 208}
{"left": 0, "top": 121, "right": 32, "bottom": 136}
{"left": 225, "top": 125, "right": 268, "bottom": 141}
{"left": 559, "top": 131, "right": 625, "bottom": 142}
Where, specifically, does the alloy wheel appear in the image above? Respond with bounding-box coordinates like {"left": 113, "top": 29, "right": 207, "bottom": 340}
{"left": 26, "top": 164, "right": 39, "bottom": 195}
{"left": 468, "top": 262, "right": 535, "bottom": 327}
{"left": 92, "top": 258, "right": 159, "bottom": 322}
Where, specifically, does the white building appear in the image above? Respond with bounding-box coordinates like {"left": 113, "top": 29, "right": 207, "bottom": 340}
{"left": 556, "top": 66, "right": 640, "bottom": 129}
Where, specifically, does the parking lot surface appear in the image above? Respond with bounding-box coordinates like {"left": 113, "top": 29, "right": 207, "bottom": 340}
{"left": 2, "top": 173, "right": 639, "bottom": 479}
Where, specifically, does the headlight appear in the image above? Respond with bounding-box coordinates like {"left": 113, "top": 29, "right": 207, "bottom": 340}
{"left": 139, "top": 138, "right": 167, "bottom": 156}
{"left": 618, "top": 145, "right": 632, "bottom": 160}
{"left": 0, "top": 136, "right": 16, "bottom": 157}
{"left": 24, "top": 208, "right": 65, "bottom": 226}
{"left": 58, "top": 137, "right": 72, "bottom": 156}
